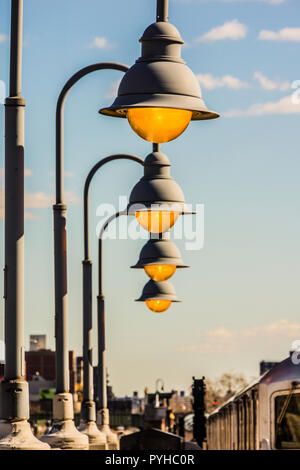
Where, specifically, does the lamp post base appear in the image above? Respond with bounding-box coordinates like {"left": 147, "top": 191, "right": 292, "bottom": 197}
{"left": 0, "top": 420, "right": 50, "bottom": 450}
{"left": 96, "top": 408, "right": 119, "bottom": 450}
{"left": 0, "top": 379, "right": 50, "bottom": 450}
{"left": 40, "top": 393, "right": 89, "bottom": 450}
{"left": 78, "top": 420, "right": 108, "bottom": 450}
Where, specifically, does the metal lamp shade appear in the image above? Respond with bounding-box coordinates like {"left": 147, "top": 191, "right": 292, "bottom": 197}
{"left": 132, "top": 236, "right": 189, "bottom": 269}
{"left": 136, "top": 279, "right": 180, "bottom": 302}
{"left": 127, "top": 150, "right": 193, "bottom": 214}
{"left": 100, "top": 22, "right": 219, "bottom": 121}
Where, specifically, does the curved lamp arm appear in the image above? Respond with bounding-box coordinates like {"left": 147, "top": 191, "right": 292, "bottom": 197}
{"left": 96, "top": 210, "right": 129, "bottom": 413}
{"left": 56, "top": 62, "right": 129, "bottom": 204}
{"left": 97, "top": 210, "right": 128, "bottom": 298}
{"left": 81, "top": 155, "right": 143, "bottom": 418}
{"left": 84, "top": 154, "right": 144, "bottom": 260}
{"left": 53, "top": 62, "right": 129, "bottom": 395}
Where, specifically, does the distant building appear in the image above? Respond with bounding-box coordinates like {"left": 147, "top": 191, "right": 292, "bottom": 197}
{"left": 24, "top": 347, "right": 79, "bottom": 414}
{"left": 260, "top": 360, "right": 280, "bottom": 375}
{"left": 25, "top": 349, "right": 77, "bottom": 394}
{"left": 170, "top": 390, "right": 193, "bottom": 413}
{"left": 29, "top": 335, "right": 46, "bottom": 351}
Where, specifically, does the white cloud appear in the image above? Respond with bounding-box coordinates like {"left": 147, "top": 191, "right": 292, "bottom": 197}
{"left": 24, "top": 212, "right": 38, "bottom": 220}
{"left": 259, "top": 27, "right": 300, "bottom": 41}
{"left": 24, "top": 168, "right": 32, "bottom": 177}
{"left": 89, "top": 36, "right": 114, "bottom": 50}
{"left": 106, "top": 79, "right": 121, "bottom": 99}
{"left": 0, "top": 188, "right": 79, "bottom": 220}
{"left": 49, "top": 170, "right": 75, "bottom": 178}
{"left": 64, "top": 171, "right": 75, "bottom": 178}
{"left": 197, "top": 73, "right": 249, "bottom": 89}
{"left": 223, "top": 95, "right": 300, "bottom": 117}
{"left": 0, "top": 167, "right": 32, "bottom": 178}
{"left": 253, "top": 71, "right": 290, "bottom": 91}
{"left": 0, "top": 33, "right": 8, "bottom": 43}
{"left": 197, "top": 19, "right": 248, "bottom": 41}
{"left": 24, "top": 190, "right": 79, "bottom": 209}
{"left": 177, "top": 319, "right": 300, "bottom": 355}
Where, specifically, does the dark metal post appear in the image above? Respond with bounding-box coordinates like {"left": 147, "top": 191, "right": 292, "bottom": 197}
{"left": 96, "top": 212, "right": 127, "bottom": 450}
{"left": 41, "top": 63, "right": 129, "bottom": 450}
{"left": 192, "top": 377, "right": 207, "bottom": 449}
{"left": 82, "top": 259, "right": 93, "bottom": 405}
{"left": 0, "top": 0, "right": 49, "bottom": 449}
{"left": 156, "top": 0, "right": 168, "bottom": 22}
{"left": 79, "top": 155, "right": 143, "bottom": 448}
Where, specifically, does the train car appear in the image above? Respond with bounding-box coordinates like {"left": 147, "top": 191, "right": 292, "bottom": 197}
{"left": 206, "top": 354, "right": 300, "bottom": 450}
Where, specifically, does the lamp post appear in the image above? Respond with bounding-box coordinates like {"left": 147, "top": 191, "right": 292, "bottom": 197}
{"left": 40, "top": 64, "right": 131, "bottom": 450}
{"left": 80, "top": 146, "right": 188, "bottom": 447}
{"left": 79, "top": 155, "right": 143, "bottom": 449}
{"left": 96, "top": 211, "right": 126, "bottom": 449}
{"left": 0, "top": 0, "right": 49, "bottom": 450}
{"left": 95, "top": 213, "right": 184, "bottom": 442}
{"left": 42, "top": 0, "right": 218, "bottom": 449}
{"left": 95, "top": 147, "right": 188, "bottom": 440}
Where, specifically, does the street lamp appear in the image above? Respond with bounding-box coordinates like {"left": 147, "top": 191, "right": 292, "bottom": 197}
{"left": 136, "top": 279, "right": 180, "bottom": 313}
{"left": 95, "top": 208, "right": 182, "bottom": 439}
{"left": 42, "top": 0, "right": 218, "bottom": 450}
{"left": 100, "top": 1, "right": 218, "bottom": 143}
{"left": 40, "top": 63, "right": 132, "bottom": 451}
{"left": 127, "top": 147, "right": 193, "bottom": 234}
{"left": 131, "top": 233, "right": 188, "bottom": 282}
{"left": 79, "top": 155, "right": 143, "bottom": 450}
{"left": 80, "top": 146, "right": 187, "bottom": 447}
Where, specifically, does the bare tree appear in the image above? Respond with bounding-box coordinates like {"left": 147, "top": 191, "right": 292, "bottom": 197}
{"left": 205, "top": 372, "right": 248, "bottom": 413}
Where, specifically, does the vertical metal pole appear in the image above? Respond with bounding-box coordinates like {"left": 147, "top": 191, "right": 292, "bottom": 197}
{"left": 97, "top": 239, "right": 107, "bottom": 410}
{"left": 4, "top": 0, "right": 25, "bottom": 383}
{"left": 53, "top": 202, "right": 69, "bottom": 393}
{"left": 1, "top": 0, "right": 29, "bottom": 422}
{"left": 0, "top": 0, "right": 49, "bottom": 449}
{"left": 53, "top": 88, "right": 69, "bottom": 394}
{"left": 97, "top": 296, "right": 107, "bottom": 410}
{"left": 156, "top": 0, "right": 168, "bottom": 22}
{"left": 96, "top": 213, "right": 126, "bottom": 450}
{"left": 81, "top": 260, "right": 95, "bottom": 415}
{"left": 41, "top": 70, "right": 89, "bottom": 452}
{"left": 96, "top": 243, "right": 119, "bottom": 450}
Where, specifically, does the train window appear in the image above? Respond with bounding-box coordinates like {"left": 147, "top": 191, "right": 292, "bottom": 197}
{"left": 275, "top": 393, "right": 300, "bottom": 449}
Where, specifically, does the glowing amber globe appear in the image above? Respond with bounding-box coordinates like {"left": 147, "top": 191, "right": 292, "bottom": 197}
{"left": 144, "top": 264, "right": 176, "bottom": 282}
{"left": 127, "top": 108, "right": 192, "bottom": 144}
{"left": 145, "top": 299, "right": 172, "bottom": 313}
{"left": 136, "top": 280, "right": 180, "bottom": 312}
{"left": 136, "top": 210, "right": 179, "bottom": 234}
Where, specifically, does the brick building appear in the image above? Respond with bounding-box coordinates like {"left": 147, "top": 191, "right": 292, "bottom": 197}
{"left": 25, "top": 349, "right": 77, "bottom": 393}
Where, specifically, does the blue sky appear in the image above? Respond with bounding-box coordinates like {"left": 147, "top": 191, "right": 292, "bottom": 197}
{"left": 0, "top": 0, "right": 300, "bottom": 396}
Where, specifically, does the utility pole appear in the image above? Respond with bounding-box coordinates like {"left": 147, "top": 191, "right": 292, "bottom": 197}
{"left": 192, "top": 377, "right": 206, "bottom": 449}
{"left": 0, "top": 0, "right": 49, "bottom": 449}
